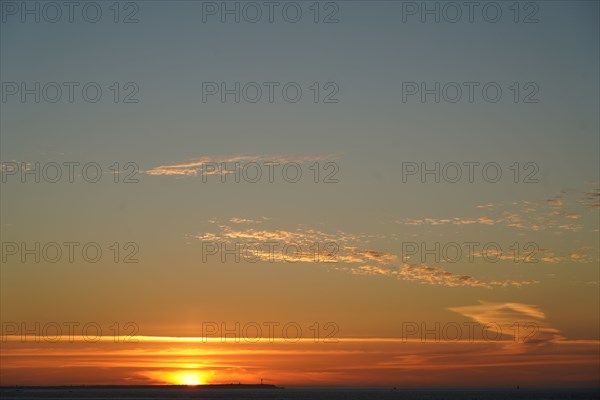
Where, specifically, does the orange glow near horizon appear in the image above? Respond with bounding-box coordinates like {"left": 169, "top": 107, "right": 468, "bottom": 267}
{"left": 174, "top": 371, "right": 204, "bottom": 386}
{"left": 2, "top": 336, "right": 599, "bottom": 388}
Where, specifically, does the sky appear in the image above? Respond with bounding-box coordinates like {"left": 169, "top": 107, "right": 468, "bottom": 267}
{"left": 0, "top": 0, "right": 599, "bottom": 388}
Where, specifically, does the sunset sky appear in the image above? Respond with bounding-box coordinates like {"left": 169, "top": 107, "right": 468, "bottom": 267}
{"left": 1, "top": 0, "right": 599, "bottom": 388}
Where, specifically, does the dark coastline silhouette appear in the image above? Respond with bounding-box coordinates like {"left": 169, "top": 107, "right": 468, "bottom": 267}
{"left": 1, "top": 383, "right": 283, "bottom": 390}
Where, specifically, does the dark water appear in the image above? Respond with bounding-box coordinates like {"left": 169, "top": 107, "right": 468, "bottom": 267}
{"left": 1, "top": 388, "right": 599, "bottom": 400}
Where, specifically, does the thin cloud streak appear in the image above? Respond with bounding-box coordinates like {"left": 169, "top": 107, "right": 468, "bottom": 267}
{"left": 145, "top": 154, "right": 340, "bottom": 176}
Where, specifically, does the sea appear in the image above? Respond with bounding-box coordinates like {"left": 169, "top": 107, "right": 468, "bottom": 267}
{"left": 0, "top": 388, "right": 599, "bottom": 400}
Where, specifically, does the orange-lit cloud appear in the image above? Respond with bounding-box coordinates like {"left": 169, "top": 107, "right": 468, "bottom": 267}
{"left": 192, "top": 220, "right": 550, "bottom": 288}
{"left": 398, "top": 265, "right": 538, "bottom": 289}
{"left": 396, "top": 189, "right": 598, "bottom": 234}
{"left": 144, "top": 154, "right": 339, "bottom": 176}
{"left": 449, "top": 301, "right": 564, "bottom": 344}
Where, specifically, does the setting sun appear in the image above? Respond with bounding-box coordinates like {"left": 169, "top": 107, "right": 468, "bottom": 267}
{"left": 177, "top": 372, "right": 203, "bottom": 386}
{"left": 144, "top": 370, "right": 208, "bottom": 386}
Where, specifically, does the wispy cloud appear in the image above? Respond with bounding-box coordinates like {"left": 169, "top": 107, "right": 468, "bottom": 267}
{"left": 193, "top": 220, "right": 393, "bottom": 266}
{"left": 449, "top": 301, "right": 564, "bottom": 344}
{"left": 229, "top": 217, "right": 268, "bottom": 225}
{"left": 580, "top": 189, "right": 600, "bottom": 209}
{"left": 398, "top": 265, "right": 538, "bottom": 289}
{"left": 145, "top": 154, "right": 339, "bottom": 177}
{"left": 397, "top": 188, "right": 598, "bottom": 235}
{"left": 193, "top": 219, "right": 540, "bottom": 289}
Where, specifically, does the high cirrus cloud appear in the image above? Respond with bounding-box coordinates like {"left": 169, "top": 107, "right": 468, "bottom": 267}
{"left": 449, "top": 301, "right": 564, "bottom": 344}
{"left": 194, "top": 219, "right": 539, "bottom": 289}
{"left": 144, "top": 154, "right": 338, "bottom": 176}
{"left": 396, "top": 188, "right": 600, "bottom": 235}
{"left": 397, "top": 264, "right": 538, "bottom": 289}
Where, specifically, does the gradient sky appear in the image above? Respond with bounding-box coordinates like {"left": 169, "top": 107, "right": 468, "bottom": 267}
{"left": 1, "top": 0, "right": 599, "bottom": 387}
